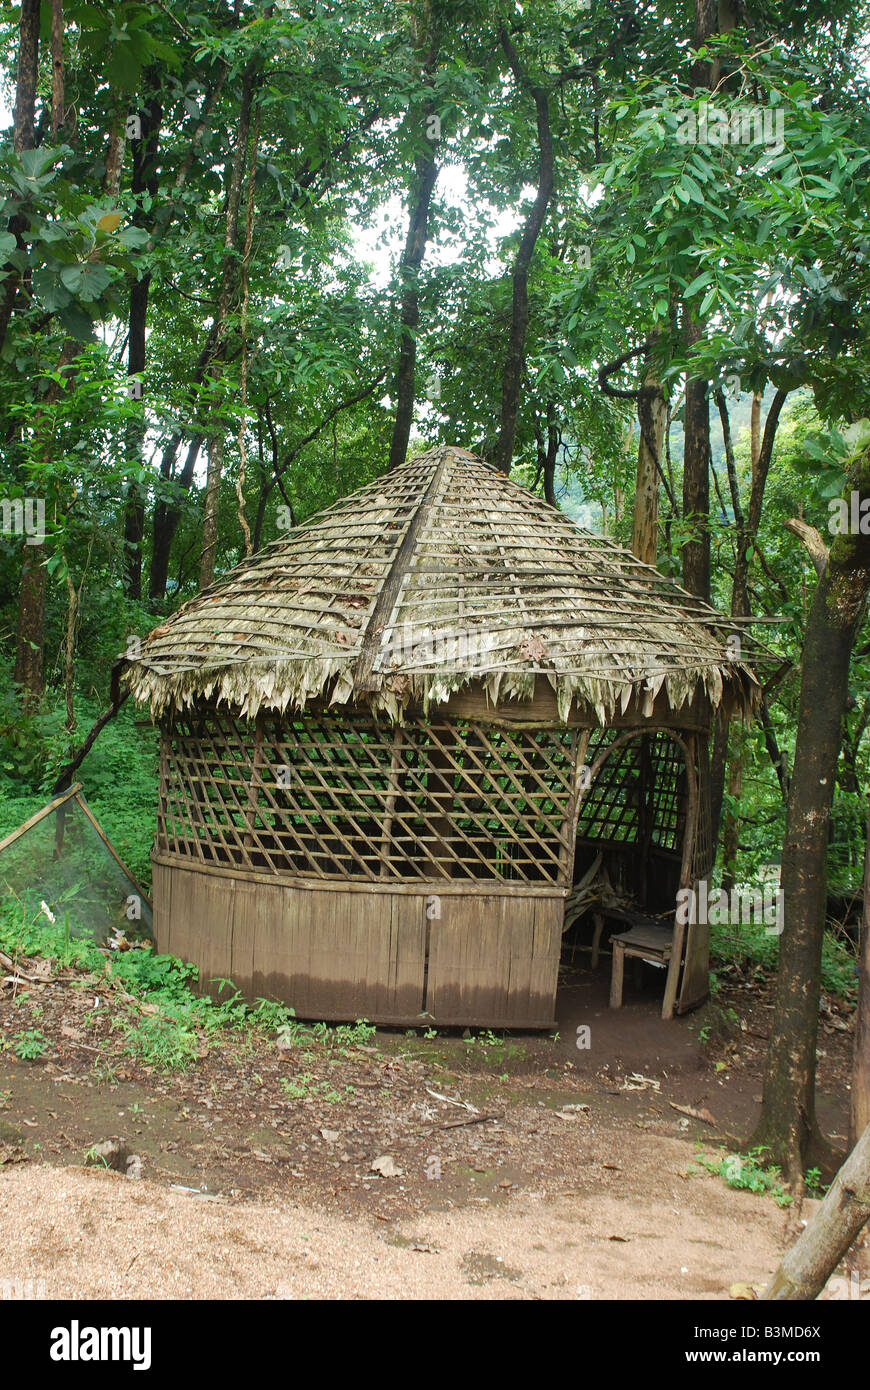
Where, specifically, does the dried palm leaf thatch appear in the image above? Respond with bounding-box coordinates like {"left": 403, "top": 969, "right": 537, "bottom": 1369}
{"left": 126, "top": 446, "right": 761, "bottom": 724}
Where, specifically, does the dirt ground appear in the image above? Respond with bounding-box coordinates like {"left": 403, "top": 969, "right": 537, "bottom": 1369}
{"left": 0, "top": 950, "right": 865, "bottom": 1300}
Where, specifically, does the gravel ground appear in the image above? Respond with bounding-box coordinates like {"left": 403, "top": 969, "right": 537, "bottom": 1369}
{"left": 1, "top": 1141, "right": 803, "bottom": 1300}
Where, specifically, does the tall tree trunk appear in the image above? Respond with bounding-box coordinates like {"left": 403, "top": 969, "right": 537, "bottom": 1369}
{"left": 12, "top": 0, "right": 39, "bottom": 152}
{"left": 150, "top": 435, "right": 203, "bottom": 601}
{"left": 852, "top": 810, "right": 870, "bottom": 1148}
{"left": 123, "top": 92, "right": 162, "bottom": 600}
{"left": 388, "top": 4, "right": 440, "bottom": 472}
{"left": 751, "top": 455, "right": 870, "bottom": 1179}
{"left": 632, "top": 347, "right": 667, "bottom": 565}
{"left": 534, "top": 399, "right": 560, "bottom": 505}
{"left": 14, "top": 340, "right": 79, "bottom": 707}
{"left": 493, "top": 21, "right": 554, "bottom": 476}
{"left": 680, "top": 0, "right": 742, "bottom": 598}
{"left": 721, "top": 751, "right": 742, "bottom": 894}
{"left": 199, "top": 70, "right": 256, "bottom": 590}
{"left": 681, "top": 317, "right": 711, "bottom": 602}
{"left": 0, "top": 0, "right": 40, "bottom": 355}
{"left": 50, "top": 0, "right": 64, "bottom": 138}
{"left": 200, "top": 431, "right": 224, "bottom": 591}
{"left": 710, "top": 387, "right": 789, "bottom": 846}
{"left": 14, "top": 545, "right": 46, "bottom": 708}
{"left": 141, "top": 77, "right": 227, "bottom": 603}
{"left": 679, "top": 0, "right": 722, "bottom": 600}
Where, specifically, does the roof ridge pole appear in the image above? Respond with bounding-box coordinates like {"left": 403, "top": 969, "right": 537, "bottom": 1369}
{"left": 353, "top": 447, "right": 454, "bottom": 694}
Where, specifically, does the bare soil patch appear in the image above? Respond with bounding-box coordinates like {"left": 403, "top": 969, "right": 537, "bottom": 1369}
{"left": 0, "top": 950, "right": 864, "bottom": 1299}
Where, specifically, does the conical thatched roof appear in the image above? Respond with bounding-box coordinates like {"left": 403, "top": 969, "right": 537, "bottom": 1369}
{"left": 127, "top": 445, "right": 760, "bottom": 724}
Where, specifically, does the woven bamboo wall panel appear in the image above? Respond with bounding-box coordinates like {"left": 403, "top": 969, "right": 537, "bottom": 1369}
{"left": 151, "top": 860, "right": 559, "bottom": 1027}
{"left": 576, "top": 728, "right": 689, "bottom": 852}
{"left": 157, "top": 709, "right": 580, "bottom": 886}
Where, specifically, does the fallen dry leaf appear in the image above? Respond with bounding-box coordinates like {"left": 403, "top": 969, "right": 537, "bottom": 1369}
{"left": 370, "top": 1155, "right": 403, "bottom": 1178}
{"left": 669, "top": 1101, "right": 718, "bottom": 1127}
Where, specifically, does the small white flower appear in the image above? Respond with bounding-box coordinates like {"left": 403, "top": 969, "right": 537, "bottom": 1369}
{"left": 39, "top": 900, "right": 56, "bottom": 924}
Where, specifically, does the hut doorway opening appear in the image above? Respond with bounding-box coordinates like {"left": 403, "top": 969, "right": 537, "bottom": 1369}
{"left": 562, "top": 728, "right": 712, "bottom": 1016}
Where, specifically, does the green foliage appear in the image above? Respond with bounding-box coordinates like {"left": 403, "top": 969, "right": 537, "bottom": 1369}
{"left": 0, "top": 896, "right": 382, "bottom": 1075}
{"left": 695, "top": 1146, "right": 794, "bottom": 1207}
{"left": 710, "top": 919, "right": 857, "bottom": 1001}
{"left": 8, "top": 1027, "right": 47, "bottom": 1061}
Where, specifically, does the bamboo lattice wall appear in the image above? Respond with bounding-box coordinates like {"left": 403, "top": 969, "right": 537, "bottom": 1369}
{"left": 157, "top": 707, "right": 581, "bottom": 887}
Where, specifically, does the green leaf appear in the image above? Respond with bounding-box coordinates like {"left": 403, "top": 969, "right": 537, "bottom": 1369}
{"left": 57, "top": 303, "right": 96, "bottom": 341}
{"left": 76, "top": 263, "right": 112, "bottom": 301}
{"left": 699, "top": 286, "right": 718, "bottom": 315}
{"left": 118, "top": 226, "right": 149, "bottom": 249}
{"left": 32, "top": 267, "right": 71, "bottom": 311}
{"left": 684, "top": 271, "right": 714, "bottom": 297}
{"left": 60, "top": 265, "right": 84, "bottom": 293}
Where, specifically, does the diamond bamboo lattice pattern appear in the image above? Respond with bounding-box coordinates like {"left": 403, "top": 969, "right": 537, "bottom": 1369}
{"left": 157, "top": 709, "right": 580, "bottom": 885}
{"left": 576, "top": 729, "right": 691, "bottom": 852}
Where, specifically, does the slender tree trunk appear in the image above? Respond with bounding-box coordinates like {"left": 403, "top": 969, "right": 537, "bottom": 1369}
{"left": 103, "top": 113, "right": 126, "bottom": 197}
{"left": 0, "top": 0, "right": 40, "bottom": 355}
{"left": 852, "top": 810, "right": 870, "bottom": 1147}
{"left": 493, "top": 22, "right": 554, "bottom": 476}
{"left": 14, "top": 545, "right": 46, "bottom": 708}
{"left": 681, "top": 318, "right": 711, "bottom": 601}
{"left": 150, "top": 435, "right": 203, "bottom": 602}
{"left": 388, "top": 4, "right": 440, "bottom": 472}
{"left": 200, "top": 431, "right": 224, "bottom": 591}
{"left": 632, "top": 349, "right": 667, "bottom": 565}
{"left": 750, "top": 389, "right": 761, "bottom": 474}
{"left": 538, "top": 400, "right": 559, "bottom": 505}
{"left": 751, "top": 454, "right": 870, "bottom": 1179}
{"left": 679, "top": 0, "right": 723, "bottom": 600}
{"left": 14, "top": 340, "right": 79, "bottom": 707}
{"left": 721, "top": 748, "right": 742, "bottom": 894}
{"left": 710, "top": 388, "right": 788, "bottom": 845}
{"left": 123, "top": 92, "right": 162, "bottom": 600}
{"left": 760, "top": 1122, "right": 870, "bottom": 1300}
{"left": 199, "top": 70, "right": 256, "bottom": 590}
{"left": 141, "top": 77, "right": 226, "bottom": 602}
{"left": 63, "top": 563, "right": 78, "bottom": 745}
{"left": 50, "top": 0, "right": 64, "bottom": 138}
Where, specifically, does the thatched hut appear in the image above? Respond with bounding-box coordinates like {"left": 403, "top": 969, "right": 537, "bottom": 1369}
{"left": 127, "top": 446, "right": 758, "bottom": 1028}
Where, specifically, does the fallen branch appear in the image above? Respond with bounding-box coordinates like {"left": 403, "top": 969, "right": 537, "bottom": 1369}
{"left": 425, "top": 1087, "right": 478, "bottom": 1114}
{"left": 436, "top": 1113, "right": 502, "bottom": 1130}
{"left": 0, "top": 950, "right": 42, "bottom": 983}
{"left": 760, "top": 1121, "right": 870, "bottom": 1299}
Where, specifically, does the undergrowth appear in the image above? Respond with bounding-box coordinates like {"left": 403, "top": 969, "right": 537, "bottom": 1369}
{"left": 694, "top": 1145, "right": 826, "bottom": 1206}
{"left": 710, "top": 920, "right": 856, "bottom": 1000}
{"left": 0, "top": 900, "right": 376, "bottom": 1073}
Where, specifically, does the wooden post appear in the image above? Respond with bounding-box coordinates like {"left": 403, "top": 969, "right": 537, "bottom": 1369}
{"left": 610, "top": 940, "right": 625, "bottom": 1008}
{"left": 427, "top": 737, "right": 455, "bottom": 879}
{"left": 662, "top": 732, "right": 698, "bottom": 1020}
{"left": 244, "top": 717, "right": 264, "bottom": 854}
{"left": 379, "top": 725, "right": 404, "bottom": 878}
